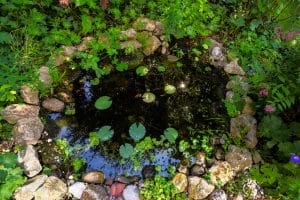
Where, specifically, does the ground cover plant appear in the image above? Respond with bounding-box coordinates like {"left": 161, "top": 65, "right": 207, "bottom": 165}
{"left": 0, "top": 0, "right": 299, "bottom": 199}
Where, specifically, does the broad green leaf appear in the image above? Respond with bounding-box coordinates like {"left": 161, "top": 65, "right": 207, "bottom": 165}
{"left": 89, "top": 132, "right": 99, "bottom": 146}
{"left": 163, "top": 128, "right": 178, "bottom": 143}
{"left": 97, "top": 125, "right": 114, "bottom": 142}
{"left": 0, "top": 169, "right": 8, "bottom": 183}
{"left": 136, "top": 66, "right": 149, "bottom": 76}
{"left": 0, "top": 32, "right": 12, "bottom": 44}
{"left": 129, "top": 123, "right": 146, "bottom": 141}
{"left": 95, "top": 96, "right": 112, "bottom": 110}
{"left": 119, "top": 143, "right": 134, "bottom": 159}
{"left": 0, "top": 152, "right": 18, "bottom": 168}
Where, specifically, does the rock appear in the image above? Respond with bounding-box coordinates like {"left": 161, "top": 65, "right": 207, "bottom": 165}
{"left": 214, "top": 148, "right": 225, "bottom": 161}
{"left": 167, "top": 55, "right": 179, "bottom": 63}
{"left": 39, "top": 142, "right": 65, "bottom": 168}
{"left": 18, "top": 145, "right": 42, "bottom": 177}
{"left": 76, "top": 36, "right": 93, "bottom": 51}
{"left": 177, "top": 158, "right": 190, "bottom": 175}
{"left": 195, "top": 152, "right": 206, "bottom": 166}
{"left": 39, "top": 66, "right": 52, "bottom": 85}
{"left": 1, "top": 104, "right": 40, "bottom": 124}
{"left": 190, "top": 164, "right": 205, "bottom": 176}
{"left": 252, "top": 151, "right": 262, "bottom": 164}
{"left": 55, "top": 55, "right": 65, "bottom": 66}
{"left": 142, "top": 165, "right": 156, "bottom": 179}
{"left": 154, "top": 21, "right": 164, "bottom": 35}
{"left": 232, "top": 193, "right": 243, "bottom": 200}
{"left": 34, "top": 176, "right": 67, "bottom": 200}
{"left": 123, "top": 185, "right": 140, "bottom": 200}
{"left": 81, "top": 184, "right": 109, "bottom": 200}
{"left": 121, "top": 40, "right": 142, "bottom": 50}
{"left": 110, "top": 183, "right": 126, "bottom": 196}
{"left": 209, "top": 189, "right": 227, "bottom": 200}
{"left": 242, "top": 96, "right": 255, "bottom": 116}
{"left": 68, "top": 182, "right": 87, "bottom": 199}
{"left": 225, "top": 91, "right": 234, "bottom": 102}
{"left": 142, "top": 36, "right": 161, "bottom": 56}
{"left": 119, "top": 50, "right": 144, "bottom": 69}
{"left": 20, "top": 86, "right": 39, "bottom": 105}
{"left": 42, "top": 98, "right": 65, "bottom": 112}
{"left": 208, "top": 161, "right": 234, "bottom": 187}
{"left": 120, "top": 28, "right": 137, "bottom": 40}
{"left": 188, "top": 176, "right": 215, "bottom": 200}
{"left": 172, "top": 173, "right": 188, "bottom": 192}
{"left": 63, "top": 45, "right": 77, "bottom": 56}
{"left": 225, "top": 145, "right": 252, "bottom": 173}
{"left": 57, "top": 91, "right": 74, "bottom": 103}
{"left": 161, "top": 41, "right": 169, "bottom": 54}
{"left": 82, "top": 171, "right": 105, "bottom": 184}
{"left": 226, "top": 76, "right": 250, "bottom": 92}
{"left": 230, "top": 114, "right": 258, "bottom": 148}
{"left": 243, "top": 179, "right": 264, "bottom": 199}
{"left": 209, "top": 40, "right": 226, "bottom": 67}
{"left": 14, "top": 175, "right": 48, "bottom": 200}
{"left": 115, "top": 176, "right": 140, "bottom": 184}
{"left": 224, "top": 59, "right": 245, "bottom": 76}
{"left": 104, "top": 178, "right": 114, "bottom": 186}
{"left": 13, "top": 117, "right": 44, "bottom": 145}
{"left": 133, "top": 17, "right": 156, "bottom": 32}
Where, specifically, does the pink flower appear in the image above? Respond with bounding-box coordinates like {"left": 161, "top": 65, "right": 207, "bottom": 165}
{"left": 265, "top": 105, "right": 274, "bottom": 113}
{"left": 259, "top": 89, "right": 268, "bottom": 96}
{"left": 284, "top": 31, "right": 300, "bottom": 40}
{"left": 59, "top": 0, "right": 70, "bottom": 6}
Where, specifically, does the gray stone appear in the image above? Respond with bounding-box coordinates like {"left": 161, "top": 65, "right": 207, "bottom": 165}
{"left": 120, "top": 28, "right": 137, "bottom": 40}
{"left": 225, "top": 145, "right": 253, "bottom": 173}
{"left": 82, "top": 171, "right": 105, "bottom": 184}
{"left": 121, "top": 40, "right": 142, "bottom": 50}
{"left": 42, "top": 98, "right": 65, "bottom": 112}
{"left": 18, "top": 145, "right": 42, "bottom": 177}
{"left": 208, "top": 161, "right": 234, "bottom": 187}
{"left": 190, "top": 164, "right": 205, "bottom": 176}
{"left": 81, "top": 184, "right": 109, "bottom": 200}
{"left": 34, "top": 176, "right": 67, "bottom": 200}
{"left": 172, "top": 173, "right": 188, "bottom": 192}
{"left": 133, "top": 17, "right": 156, "bottom": 32}
{"left": 13, "top": 117, "right": 44, "bottom": 145}
{"left": 39, "top": 66, "right": 52, "bottom": 85}
{"left": 142, "top": 35, "right": 161, "bottom": 56}
{"left": 230, "top": 114, "right": 258, "bottom": 148}
{"left": 209, "top": 40, "right": 227, "bottom": 67}
{"left": 243, "top": 179, "right": 264, "bottom": 199}
{"left": 224, "top": 59, "right": 245, "bottom": 75}
{"left": 14, "top": 175, "right": 48, "bottom": 200}
{"left": 188, "top": 176, "right": 215, "bottom": 200}
{"left": 68, "top": 182, "right": 87, "bottom": 199}
{"left": 123, "top": 185, "right": 140, "bottom": 200}
{"left": 1, "top": 104, "right": 39, "bottom": 124}
{"left": 20, "top": 86, "right": 39, "bottom": 105}
{"left": 209, "top": 189, "right": 227, "bottom": 200}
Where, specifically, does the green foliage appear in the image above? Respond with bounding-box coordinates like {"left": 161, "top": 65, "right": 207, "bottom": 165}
{"left": 119, "top": 143, "right": 134, "bottom": 159}
{"left": 71, "top": 158, "right": 86, "bottom": 173}
{"left": 136, "top": 66, "right": 149, "bottom": 76}
{"left": 129, "top": 122, "right": 146, "bottom": 141}
{"left": 163, "top": 128, "right": 178, "bottom": 143}
{"left": 140, "top": 175, "right": 187, "bottom": 200}
{"left": 95, "top": 96, "right": 112, "bottom": 110}
{"left": 0, "top": 152, "right": 26, "bottom": 200}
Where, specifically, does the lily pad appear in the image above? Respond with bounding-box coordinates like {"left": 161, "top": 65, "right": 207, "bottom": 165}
{"left": 129, "top": 122, "right": 146, "bottom": 141}
{"left": 95, "top": 96, "right": 112, "bottom": 110}
{"left": 136, "top": 66, "right": 149, "bottom": 76}
{"left": 119, "top": 143, "right": 134, "bottom": 159}
{"left": 97, "top": 125, "right": 114, "bottom": 142}
{"left": 142, "top": 92, "right": 156, "bottom": 103}
{"left": 164, "top": 128, "right": 178, "bottom": 143}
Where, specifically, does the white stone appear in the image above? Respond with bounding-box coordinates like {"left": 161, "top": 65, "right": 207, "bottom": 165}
{"left": 68, "top": 182, "right": 86, "bottom": 199}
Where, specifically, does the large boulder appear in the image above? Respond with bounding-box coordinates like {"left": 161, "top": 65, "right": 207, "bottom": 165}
{"left": 1, "top": 104, "right": 39, "bottom": 124}
{"left": 18, "top": 145, "right": 42, "bottom": 177}
{"left": 20, "top": 86, "right": 39, "bottom": 105}
{"left": 34, "top": 176, "right": 67, "bottom": 200}
{"left": 42, "top": 98, "right": 65, "bottom": 112}
{"left": 225, "top": 145, "right": 252, "bottom": 173}
{"left": 13, "top": 117, "right": 44, "bottom": 145}
{"left": 208, "top": 161, "right": 234, "bottom": 187}
{"left": 230, "top": 114, "right": 258, "bottom": 148}
{"left": 14, "top": 175, "right": 48, "bottom": 200}
{"left": 188, "top": 176, "right": 215, "bottom": 200}
{"left": 81, "top": 184, "right": 109, "bottom": 200}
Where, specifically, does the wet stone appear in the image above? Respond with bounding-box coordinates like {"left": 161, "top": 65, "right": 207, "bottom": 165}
{"left": 115, "top": 175, "right": 140, "bottom": 184}
{"left": 195, "top": 152, "right": 206, "bottom": 166}
{"left": 177, "top": 159, "right": 190, "bottom": 175}
{"left": 82, "top": 171, "right": 105, "bottom": 184}
{"left": 190, "top": 164, "right": 205, "bottom": 176}
{"left": 39, "top": 142, "right": 65, "bottom": 168}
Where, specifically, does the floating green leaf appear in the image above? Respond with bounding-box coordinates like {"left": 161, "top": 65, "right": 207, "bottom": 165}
{"left": 142, "top": 92, "right": 156, "bottom": 103}
{"left": 136, "top": 66, "right": 149, "bottom": 76}
{"left": 119, "top": 143, "right": 134, "bottom": 159}
{"left": 95, "top": 96, "right": 112, "bottom": 110}
{"left": 129, "top": 122, "right": 146, "bottom": 141}
{"left": 163, "top": 128, "right": 178, "bottom": 143}
{"left": 97, "top": 125, "right": 114, "bottom": 141}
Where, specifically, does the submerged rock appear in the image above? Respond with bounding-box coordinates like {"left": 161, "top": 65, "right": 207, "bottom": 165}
{"left": 225, "top": 145, "right": 252, "bottom": 173}
{"left": 42, "top": 98, "right": 65, "bottom": 112}
{"left": 13, "top": 117, "right": 44, "bottom": 145}
{"left": 20, "top": 86, "right": 39, "bottom": 105}
{"left": 14, "top": 175, "right": 48, "bottom": 200}
{"left": 82, "top": 171, "right": 105, "bottom": 184}
{"left": 208, "top": 161, "right": 234, "bottom": 187}
{"left": 18, "top": 145, "right": 42, "bottom": 177}
{"left": 68, "top": 182, "right": 87, "bottom": 199}
{"left": 1, "top": 104, "right": 40, "bottom": 124}
{"left": 172, "top": 173, "right": 188, "bottom": 193}
{"left": 34, "top": 176, "right": 67, "bottom": 200}
{"left": 188, "top": 176, "right": 215, "bottom": 200}
{"left": 123, "top": 185, "right": 140, "bottom": 200}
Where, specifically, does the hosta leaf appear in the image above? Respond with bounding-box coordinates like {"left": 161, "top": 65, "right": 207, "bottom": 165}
{"left": 129, "top": 123, "right": 146, "bottom": 141}
{"left": 163, "top": 128, "right": 178, "bottom": 143}
{"left": 95, "top": 96, "right": 112, "bottom": 110}
{"left": 119, "top": 143, "right": 134, "bottom": 159}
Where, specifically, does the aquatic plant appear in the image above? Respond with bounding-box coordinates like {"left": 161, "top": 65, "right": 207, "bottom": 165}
{"left": 95, "top": 96, "right": 112, "bottom": 110}
{"left": 163, "top": 128, "right": 178, "bottom": 144}
{"left": 129, "top": 122, "right": 146, "bottom": 141}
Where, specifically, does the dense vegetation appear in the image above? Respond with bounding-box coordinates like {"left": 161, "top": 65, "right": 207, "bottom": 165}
{"left": 0, "top": 0, "right": 299, "bottom": 199}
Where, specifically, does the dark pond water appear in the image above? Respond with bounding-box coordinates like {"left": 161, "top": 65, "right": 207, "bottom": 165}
{"left": 45, "top": 55, "right": 229, "bottom": 178}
